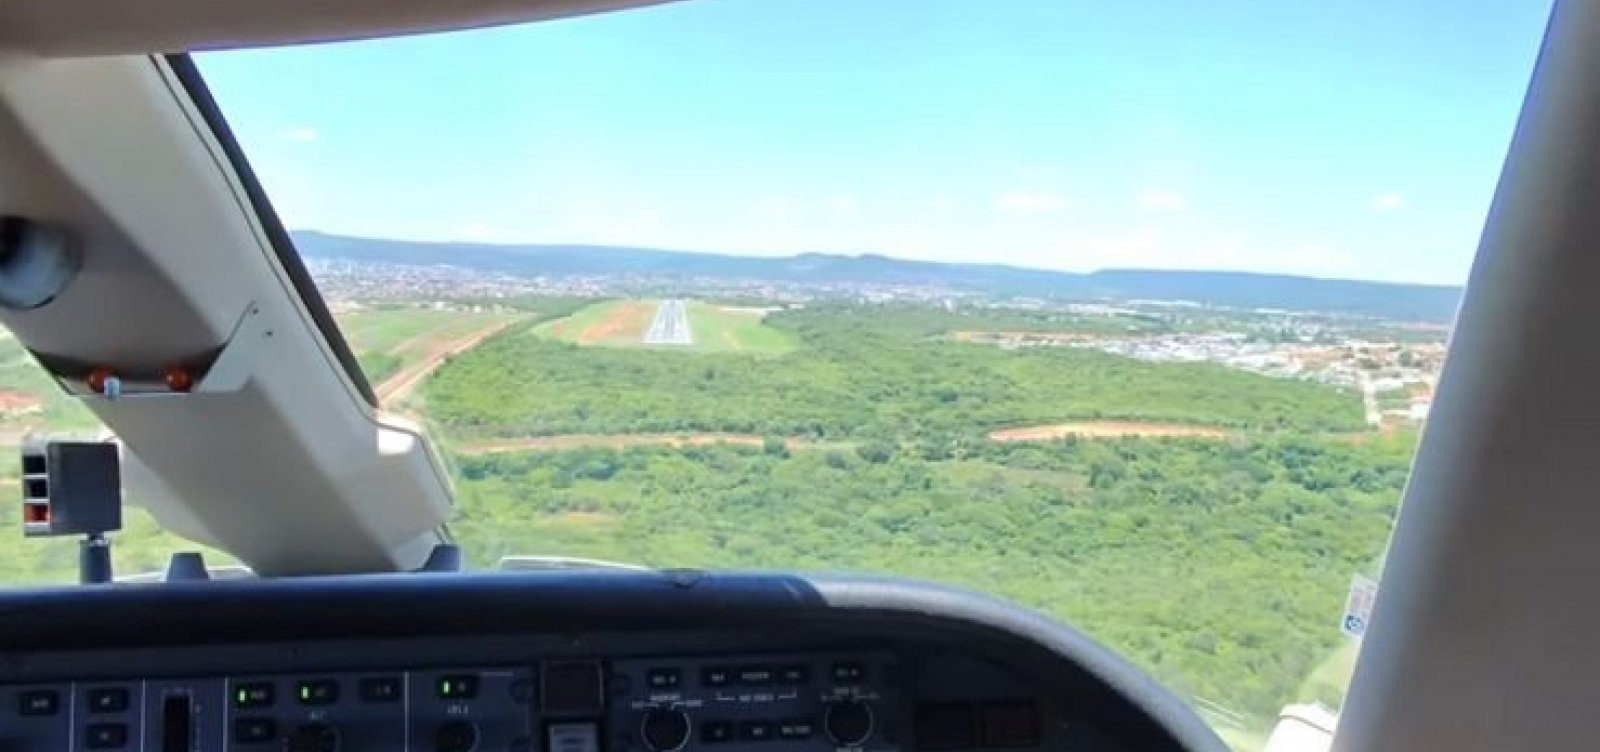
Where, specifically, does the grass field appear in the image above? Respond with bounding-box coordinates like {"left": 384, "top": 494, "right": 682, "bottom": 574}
{"left": 533, "top": 299, "right": 796, "bottom": 355}
{"left": 532, "top": 300, "right": 654, "bottom": 346}
{"left": 337, "top": 308, "right": 471, "bottom": 355}
{"left": 337, "top": 308, "right": 512, "bottom": 385}
{"left": 685, "top": 302, "right": 797, "bottom": 354}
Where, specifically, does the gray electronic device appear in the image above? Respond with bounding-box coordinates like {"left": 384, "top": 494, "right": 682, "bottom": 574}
{"left": 20, "top": 439, "right": 121, "bottom": 538}
{"left": 20, "top": 438, "right": 122, "bottom": 584}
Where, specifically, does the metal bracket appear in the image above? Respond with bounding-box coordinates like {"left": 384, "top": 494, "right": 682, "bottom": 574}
{"left": 193, "top": 302, "right": 268, "bottom": 393}
{"left": 54, "top": 302, "right": 268, "bottom": 400}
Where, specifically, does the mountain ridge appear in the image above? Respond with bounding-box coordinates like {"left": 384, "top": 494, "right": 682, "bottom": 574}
{"left": 292, "top": 231, "right": 1462, "bottom": 322}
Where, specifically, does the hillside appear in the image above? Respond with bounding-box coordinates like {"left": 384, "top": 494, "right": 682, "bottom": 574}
{"left": 292, "top": 231, "right": 1462, "bottom": 322}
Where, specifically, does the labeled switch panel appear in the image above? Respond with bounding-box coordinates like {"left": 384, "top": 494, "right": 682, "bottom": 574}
{"left": 0, "top": 654, "right": 908, "bottom": 752}
{"left": 610, "top": 653, "right": 899, "bottom": 752}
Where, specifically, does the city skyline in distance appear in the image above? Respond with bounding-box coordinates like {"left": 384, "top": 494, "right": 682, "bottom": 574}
{"left": 295, "top": 230, "right": 1463, "bottom": 323}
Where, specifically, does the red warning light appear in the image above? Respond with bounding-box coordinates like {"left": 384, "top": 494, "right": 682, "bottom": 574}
{"left": 164, "top": 368, "right": 194, "bottom": 393}
{"left": 86, "top": 368, "right": 115, "bottom": 394}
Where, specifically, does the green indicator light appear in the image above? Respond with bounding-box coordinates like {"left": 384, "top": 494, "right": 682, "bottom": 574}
{"left": 300, "top": 686, "right": 311, "bottom": 701}
{"left": 436, "top": 675, "right": 476, "bottom": 699}
{"left": 236, "top": 689, "right": 248, "bottom": 705}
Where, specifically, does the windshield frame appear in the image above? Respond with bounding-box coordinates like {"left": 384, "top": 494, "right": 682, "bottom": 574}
{"left": 163, "top": 52, "right": 377, "bottom": 407}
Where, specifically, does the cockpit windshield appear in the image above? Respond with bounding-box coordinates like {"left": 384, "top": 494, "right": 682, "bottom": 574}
{"left": 0, "top": 1, "right": 1553, "bottom": 748}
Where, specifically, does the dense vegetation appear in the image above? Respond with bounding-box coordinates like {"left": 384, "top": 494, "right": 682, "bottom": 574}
{"left": 424, "top": 305, "right": 1366, "bottom": 441}
{"left": 450, "top": 433, "right": 1409, "bottom": 722}
{"left": 417, "top": 302, "right": 1391, "bottom": 733}
{"left": 847, "top": 305, "right": 1173, "bottom": 337}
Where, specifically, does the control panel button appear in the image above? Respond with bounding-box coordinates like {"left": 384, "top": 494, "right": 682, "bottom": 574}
{"left": 646, "top": 668, "right": 682, "bottom": 690}
{"left": 18, "top": 689, "right": 59, "bottom": 716}
{"left": 700, "top": 721, "right": 734, "bottom": 744}
{"left": 296, "top": 680, "right": 339, "bottom": 706}
{"left": 979, "top": 701, "right": 1039, "bottom": 748}
{"left": 831, "top": 662, "right": 866, "bottom": 684}
{"left": 360, "top": 677, "right": 402, "bottom": 703}
{"left": 86, "top": 723, "right": 128, "bottom": 749}
{"left": 88, "top": 687, "right": 129, "bottom": 714}
{"left": 736, "top": 666, "right": 774, "bottom": 685}
{"left": 438, "top": 675, "right": 479, "bottom": 700}
{"left": 778, "top": 720, "right": 815, "bottom": 740}
{"left": 435, "top": 720, "right": 480, "bottom": 752}
{"left": 701, "top": 667, "right": 732, "bottom": 687}
{"left": 234, "top": 682, "right": 274, "bottom": 709}
{"left": 740, "top": 721, "right": 775, "bottom": 742}
{"left": 549, "top": 721, "right": 601, "bottom": 752}
{"left": 640, "top": 709, "right": 691, "bottom": 752}
{"left": 285, "top": 722, "right": 340, "bottom": 752}
{"left": 825, "top": 701, "right": 875, "bottom": 747}
{"left": 777, "top": 666, "right": 810, "bottom": 686}
{"left": 234, "top": 718, "right": 278, "bottom": 745}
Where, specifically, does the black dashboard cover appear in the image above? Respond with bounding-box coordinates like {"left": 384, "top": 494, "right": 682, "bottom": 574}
{"left": 0, "top": 570, "right": 1226, "bottom": 751}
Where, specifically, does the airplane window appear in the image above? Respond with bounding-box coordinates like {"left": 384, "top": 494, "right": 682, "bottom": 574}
{"left": 0, "top": 1, "right": 1550, "bottom": 750}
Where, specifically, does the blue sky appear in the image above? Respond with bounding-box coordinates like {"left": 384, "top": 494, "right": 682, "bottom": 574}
{"left": 197, "top": 0, "right": 1552, "bottom": 285}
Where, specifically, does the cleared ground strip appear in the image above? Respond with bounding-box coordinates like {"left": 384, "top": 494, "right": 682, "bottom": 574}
{"left": 988, "top": 421, "right": 1233, "bottom": 441}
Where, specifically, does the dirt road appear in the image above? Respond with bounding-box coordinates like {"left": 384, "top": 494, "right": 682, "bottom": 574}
{"left": 452, "top": 421, "right": 1237, "bottom": 455}
{"left": 375, "top": 318, "right": 520, "bottom": 404}
{"left": 578, "top": 301, "right": 655, "bottom": 345}
{"left": 988, "top": 421, "right": 1232, "bottom": 441}
{"left": 457, "top": 433, "right": 802, "bottom": 455}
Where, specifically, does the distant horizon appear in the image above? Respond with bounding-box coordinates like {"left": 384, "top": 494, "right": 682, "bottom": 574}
{"left": 292, "top": 227, "right": 1465, "bottom": 290}
{"left": 199, "top": 0, "right": 1550, "bottom": 291}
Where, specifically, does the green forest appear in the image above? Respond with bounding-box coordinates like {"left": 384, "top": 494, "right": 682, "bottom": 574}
{"left": 448, "top": 433, "right": 1409, "bottom": 725}
{"left": 423, "top": 305, "right": 1366, "bottom": 442}
{"left": 417, "top": 303, "right": 1396, "bottom": 732}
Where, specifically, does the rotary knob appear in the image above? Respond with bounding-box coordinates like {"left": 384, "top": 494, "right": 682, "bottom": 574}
{"left": 640, "top": 709, "right": 691, "bottom": 752}
{"left": 636, "top": 707, "right": 688, "bottom": 748}
{"left": 824, "top": 701, "right": 874, "bottom": 747}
